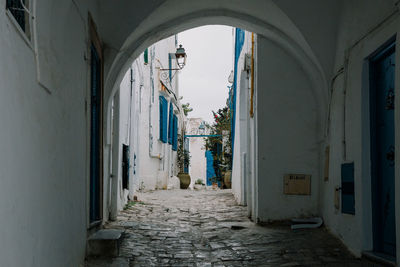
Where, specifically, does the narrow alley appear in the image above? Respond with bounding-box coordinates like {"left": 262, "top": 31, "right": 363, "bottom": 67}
{"left": 4, "top": 2, "right": 400, "bottom": 266}
{"left": 86, "top": 190, "right": 372, "bottom": 267}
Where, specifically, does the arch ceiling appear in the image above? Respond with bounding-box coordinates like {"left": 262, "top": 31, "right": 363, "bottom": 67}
{"left": 97, "top": 0, "right": 342, "bottom": 140}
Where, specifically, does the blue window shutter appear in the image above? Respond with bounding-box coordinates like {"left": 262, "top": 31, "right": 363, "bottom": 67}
{"left": 159, "top": 96, "right": 168, "bottom": 143}
{"left": 169, "top": 54, "right": 172, "bottom": 81}
{"left": 144, "top": 48, "right": 148, "bottom": 64}
{"left": 159, "top": 96, "right": 163, "bottom": 141}
{"left": 172, "top": 115, "right": 178, "bottom": 151}
{"left": 341, "top": 163, "right": 355, "bottom": 214}
{"left": 168, "top": 103, "right": 173, "bottom": 144}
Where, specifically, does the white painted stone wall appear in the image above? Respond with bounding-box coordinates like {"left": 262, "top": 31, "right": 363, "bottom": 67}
{"left": 256, "top": 35, "right": 321, "bottom": 220}
{"left": 0, "top": 1, "right": 99, "bottom": 266}
{"left": 186, "top": 118, "right": 207, "bottom": 188}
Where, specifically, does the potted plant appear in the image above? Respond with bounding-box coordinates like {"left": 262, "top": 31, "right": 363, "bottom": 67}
{"left": 194, "top": 179, "right": 205, "bottom": 190}
{"left": 177, "top": 133, "right": 191, "bottom": 189}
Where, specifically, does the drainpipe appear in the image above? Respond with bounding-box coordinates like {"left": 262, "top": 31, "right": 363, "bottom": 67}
{"left": 250, "top": 33, "right": 255, "bottom": 118}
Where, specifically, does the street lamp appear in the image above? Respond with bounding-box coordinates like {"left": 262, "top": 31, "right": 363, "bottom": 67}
{"left": 160, "top": 44, "right": 187, "bottom": 71}
{"left": 175, "top": 45, "right": 187, "bottom": 69}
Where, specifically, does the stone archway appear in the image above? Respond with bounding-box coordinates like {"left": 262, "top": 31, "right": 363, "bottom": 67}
{"left": 99, "top": 0, "right": 330, "bottom": 224}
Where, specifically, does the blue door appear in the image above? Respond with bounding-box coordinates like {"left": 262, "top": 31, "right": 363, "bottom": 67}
{"left": 370, "top": 42, "right": 396, "bottom": 256}
{"left": 206, "top": 150, "right": 216, "bottom": 186}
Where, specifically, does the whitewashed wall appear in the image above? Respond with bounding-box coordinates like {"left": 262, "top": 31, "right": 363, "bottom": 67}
{"left": 186, "top": 118, "right": 207, "bottom": 188}
{"left": 255, "top": 35, "right": 321, "bottom": 220}
{"left": 0, "top": 1, "right": 99, "bottom": 266}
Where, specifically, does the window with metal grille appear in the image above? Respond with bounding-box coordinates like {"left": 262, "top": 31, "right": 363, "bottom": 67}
{"left": 6, "top": 0, "right": 28, "bottom": 33}
{"left": 159, "top": 96, "right": 168, "bottom": 143}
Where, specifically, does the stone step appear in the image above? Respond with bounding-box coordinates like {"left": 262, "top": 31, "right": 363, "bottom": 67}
{"left": 362, "top": 251, "right": 396, "bottom": 267}
{"left": 87, "top": 229, "right": 124, "bottom": 258}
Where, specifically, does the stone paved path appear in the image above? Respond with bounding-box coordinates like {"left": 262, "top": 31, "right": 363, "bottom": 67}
{"left": 86, "top": 189, "right": 379, "bottom": 267}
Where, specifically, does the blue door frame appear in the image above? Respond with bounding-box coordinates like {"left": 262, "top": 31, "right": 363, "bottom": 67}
{"left": 89, "top": 43, "right": 102, "bottom": 223}
{"left": 370, "top": 40, "right": 396, "bottom": 257}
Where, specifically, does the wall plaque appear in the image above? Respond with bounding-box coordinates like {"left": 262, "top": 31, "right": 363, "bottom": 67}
{"left": 284, "top": 174, "right": 311, "bottom": 195}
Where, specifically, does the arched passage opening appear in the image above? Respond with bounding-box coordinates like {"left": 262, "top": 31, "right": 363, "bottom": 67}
{"left": 99, "top": 1, "right": 329, "bottom": 226}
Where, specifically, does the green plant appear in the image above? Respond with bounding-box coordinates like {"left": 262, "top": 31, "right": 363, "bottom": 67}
{"left": 182, "top": 102, "right": 193, "bottom": 116}
{"left": 195, "top": 179, "right": 204, "bottom": 185}
{"left": 177, "top": 134, "right": 191, "bottom": 173}
{"left": 205, "top": 99, "right": 232, "bottom": 182}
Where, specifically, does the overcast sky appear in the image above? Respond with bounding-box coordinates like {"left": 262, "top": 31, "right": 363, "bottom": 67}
{"left": 178, "top": 25, "right": 234, "bottom": 123}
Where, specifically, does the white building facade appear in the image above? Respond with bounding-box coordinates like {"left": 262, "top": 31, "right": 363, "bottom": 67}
{"left": 109, "top": 35, "right": 185, "bottom": 214}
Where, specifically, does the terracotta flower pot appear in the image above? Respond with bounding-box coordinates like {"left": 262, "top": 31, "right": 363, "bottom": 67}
{"left": 224, "top": 171, "right": 232, "bottom": 189}
{"left": 177, "top": 173, "right": 191, "bottom": 189}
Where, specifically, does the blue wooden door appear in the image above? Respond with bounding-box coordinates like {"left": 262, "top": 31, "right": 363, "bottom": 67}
{"left": 370, "top": 42, "right": 396, "bottom": 256}
{"left": 206, "top": 150, "right": 216, "bottom": 186}
{"left": 90, "top": 44, "right": 102, "bottom": 223}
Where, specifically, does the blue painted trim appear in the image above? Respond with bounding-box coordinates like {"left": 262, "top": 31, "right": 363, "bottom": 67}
{"left": 172, "top": 115, "right": 178, "bottom": 151}
{"left": 168, "top": 102, "right": 173, "bottom": 144}
{"left": 231, "top": 28, "right": 245, "bottom": 168}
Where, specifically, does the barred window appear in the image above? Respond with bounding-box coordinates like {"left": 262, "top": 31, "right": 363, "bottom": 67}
{"left": 6, "top": 0, "right": 31, "bottom": 39}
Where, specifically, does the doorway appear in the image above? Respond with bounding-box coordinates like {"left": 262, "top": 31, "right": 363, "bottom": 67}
{"left": 370, "top": 40, "right": 396, "bottom": 257}
{"left": 122, "top": 144, "right": 130, "bottom": 190}
{"left": 89, "top": 17, "right": 103, "bottom": 224}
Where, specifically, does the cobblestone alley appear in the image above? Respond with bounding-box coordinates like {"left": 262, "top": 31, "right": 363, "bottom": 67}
{"left": 86, "top": 190, "right": 378, "bottom": 267}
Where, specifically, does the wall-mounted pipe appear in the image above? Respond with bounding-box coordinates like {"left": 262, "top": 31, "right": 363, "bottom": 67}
{"left": 250, "top": 33, "right": 255, "bottom": 118}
